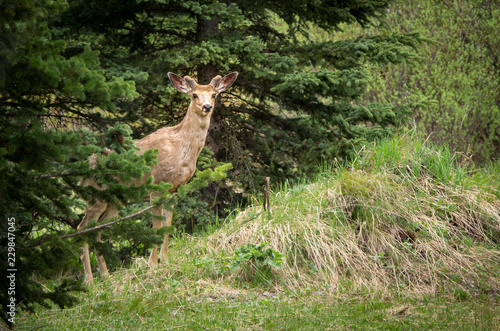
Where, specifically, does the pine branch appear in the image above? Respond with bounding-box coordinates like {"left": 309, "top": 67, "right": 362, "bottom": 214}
{"left": 36, "top": 171, "right": 126, "bottom": 179}
{"left": 36, "top": 172, "right": 84, "bottom": 178}
{"left": 59, "top": 205, "right": 156, "bottom": 239}
{"left": 26, "top": 205, "right": 156, "bottom": 247}
{"left": 241, "top": 122, "right": 300, "bottom": 147}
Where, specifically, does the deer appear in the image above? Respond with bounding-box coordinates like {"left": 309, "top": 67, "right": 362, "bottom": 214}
{"left": 78, "top": 71, "right": 238, "bottom": 284}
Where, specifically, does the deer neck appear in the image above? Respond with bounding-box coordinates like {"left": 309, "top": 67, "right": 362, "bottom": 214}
{"left": 178, "top": 102, "right": 212, "bottom": 147}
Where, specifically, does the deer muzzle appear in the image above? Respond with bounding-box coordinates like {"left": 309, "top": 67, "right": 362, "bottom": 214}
{"left": 202, "top": 104, "right": 213, "bottom": 113}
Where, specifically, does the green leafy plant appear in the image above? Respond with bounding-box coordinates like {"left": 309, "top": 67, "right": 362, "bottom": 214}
{"left": 194, "top": 242, "right": 284, "bottom": 283}
{"left": 230, "top": 243, "right": 285, "bottom": 283}
{"left": 193, "top": 256, "right": 230, "bottom": 277}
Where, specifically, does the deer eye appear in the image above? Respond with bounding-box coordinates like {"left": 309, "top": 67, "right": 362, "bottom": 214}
{"left": 212, "top": 93, "right": 217, "bottom": 98}
{"left": 192, "top": 93, "right": 198, "bottom": 99}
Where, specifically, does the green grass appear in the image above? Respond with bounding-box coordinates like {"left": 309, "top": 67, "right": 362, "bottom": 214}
{"left": 14, "top": 132, "right": 500, "bottom": 330}
{"left": 19, "top": 287, "right": 500, "bottom": 330}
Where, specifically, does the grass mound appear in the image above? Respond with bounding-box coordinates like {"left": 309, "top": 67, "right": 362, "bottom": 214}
{"left": 19, "top": 133, "right": 500, "bottom": 330}
{"left": 194, "top": 133, "right": 500, "bottom": 298}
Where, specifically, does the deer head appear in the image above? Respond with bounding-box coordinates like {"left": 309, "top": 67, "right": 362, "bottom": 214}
{"left": 168, "top": 72, "right": 238, "bottom": 117}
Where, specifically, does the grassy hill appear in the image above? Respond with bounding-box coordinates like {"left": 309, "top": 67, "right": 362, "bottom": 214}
{"left": 18, "top": 132, "right": 500, "bottom": 330}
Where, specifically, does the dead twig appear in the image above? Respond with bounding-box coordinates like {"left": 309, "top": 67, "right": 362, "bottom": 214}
{"left": 27, "top": 205, "right": 156, "bottom": 247}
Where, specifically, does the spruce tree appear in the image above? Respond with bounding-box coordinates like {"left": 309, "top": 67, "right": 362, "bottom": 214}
{"left": 1, "top": 0, "right": 170, "bottom": 326}
{"left": 0, "top": 1, "right": 235, "bottom": 325}
{"left": 1, "top": 0, "right": 426, "bottom": 325}
{"left": 57, "top": 0, "right": 425, "bottom": 216}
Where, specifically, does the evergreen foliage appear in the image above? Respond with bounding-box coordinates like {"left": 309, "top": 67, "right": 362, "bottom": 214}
{"left": 56, "top": 0, "right": 425, "bottom": 195}
{"left": 1, "top": 0, "right": 158, "bottom": 326}
{"left": 1, "top": 0, "right": 424, "bottom": 326}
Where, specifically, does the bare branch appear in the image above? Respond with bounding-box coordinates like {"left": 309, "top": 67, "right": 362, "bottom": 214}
{"left": 26, "top": 205, "right": 156, "bottom": 247}
{"left": 59, "top": 205, "right": 156, "bottom": 239}
{"left": 35, "top": 171, "right": 126, "bottom": 179}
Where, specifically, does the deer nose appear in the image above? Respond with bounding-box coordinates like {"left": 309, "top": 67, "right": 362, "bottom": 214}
{"left": 203, "top": 104, "right": 212, "bottom": 112}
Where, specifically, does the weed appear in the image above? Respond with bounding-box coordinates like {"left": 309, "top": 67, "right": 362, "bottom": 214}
{"left": 194, "top": 242, "right": 284, "bottom": 285}
{"left": 230, "top": 242, "right": 285, "bottom": 283}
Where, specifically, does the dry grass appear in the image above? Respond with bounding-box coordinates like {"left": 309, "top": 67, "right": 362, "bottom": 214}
{"left": 64, "top": 134, "right": 499, "bottom": 302}
{"left": 18, "top": 134, "right": 500, "bottom": 330}
{"left": 187, "top": 134, "right": 500, "bottom": 298}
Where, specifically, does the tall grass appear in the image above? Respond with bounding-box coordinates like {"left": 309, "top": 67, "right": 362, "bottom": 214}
{"left": 197, "top": 131, "right": 500, "bottom": 297}
{"left": 18, "top": 132, "right": 500, "bottom": 330}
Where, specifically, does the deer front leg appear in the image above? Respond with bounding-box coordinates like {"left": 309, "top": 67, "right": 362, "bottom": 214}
{"left": 94, "top": 204, "right": 119, "bottom": 279}
{"left": 159, "top": 209, "right": 173, "bottom": 264}
{"left": 81, "top": 242, "right": 93, "bottom": 284}
{"left": 148, "top": 207, "right": 173, "bottom": 267}
{"left": 148, "top": 205, "right": 163, "bottom": 268}
{"left": 95, "top": 230, "right": 109, "bottom": 278}
{"left": 79, "top": 201, "right": 108, "bottom": 284}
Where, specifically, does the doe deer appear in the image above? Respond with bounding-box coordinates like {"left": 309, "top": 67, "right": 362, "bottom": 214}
{"left": 78, "top": 72, "right": 238, "bottom": 284}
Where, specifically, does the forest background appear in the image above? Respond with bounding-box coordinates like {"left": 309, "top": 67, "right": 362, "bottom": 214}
{"left": 0, "top": 0, "right": 498, "bottom": 326}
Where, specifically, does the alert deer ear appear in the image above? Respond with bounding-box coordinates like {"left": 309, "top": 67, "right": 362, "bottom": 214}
{"left": 168, "top": 72, "right": 197, "bottom": 93}
{"left": 184, "top": 76, "right": 199, "bottom": 91}
{"left": 209, "top": 75, "right": 222, "bottom": 90}
{"left": 211, "top": 72, "right": 238, "bottom": 93}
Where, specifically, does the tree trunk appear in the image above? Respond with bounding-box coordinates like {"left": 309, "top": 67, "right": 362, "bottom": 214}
{"left": 196, "top": 15, "right": 223, "bottom": 156}
{"left": 196, "top": 15, "right": 219, "bottom": 84}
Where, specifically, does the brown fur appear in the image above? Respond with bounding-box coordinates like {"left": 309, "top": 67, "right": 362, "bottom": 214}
{"left": 136, "top": 90, "right": 212, "bottom": 190}
{"left": 79, "top": 72, "right": 238, "bottom": 283}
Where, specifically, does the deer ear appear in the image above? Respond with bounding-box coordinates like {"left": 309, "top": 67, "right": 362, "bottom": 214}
{"left": 183, "top": 76, "right": 198, "bottom": 91}
{"left": 168, "top": 72, "right": 195, "bottom": 93}
{"left": 209, "top": 75, "right": 222, "bottom": 89}
{"left": 212, "top": 72, "right": 238, "bottom": 93}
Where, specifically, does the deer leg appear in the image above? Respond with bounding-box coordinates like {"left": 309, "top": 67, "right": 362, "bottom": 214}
{"left": 148, "top": 205, "right": 163, "bottom": 268}
{"left": 78, "top": 201, "right": 108, "bottom": 284}
{"left": 94, "top": 204, "right": 119, "bottom": 279}
{"left": 95, "top": 230, "right": 109, "bottom": 278}
{"left": 81, "top": 242, "right": 92, "bottom": 284}
{"left": 159, "top": 209, "right": 173, "bottom": 264}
